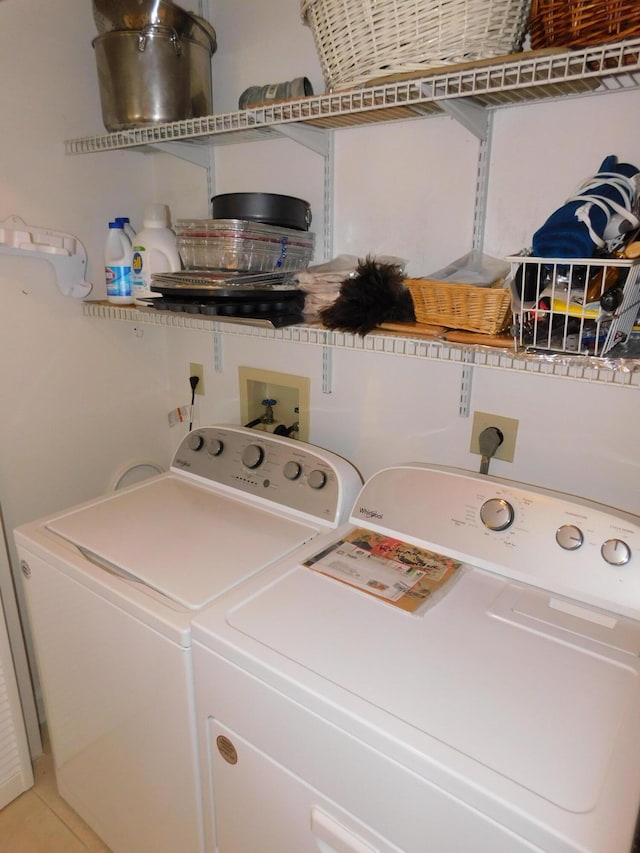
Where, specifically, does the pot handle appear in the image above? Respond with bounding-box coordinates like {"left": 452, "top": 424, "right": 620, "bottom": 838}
{"left": 137, "top": 25, "right": 182, "bottom": 55}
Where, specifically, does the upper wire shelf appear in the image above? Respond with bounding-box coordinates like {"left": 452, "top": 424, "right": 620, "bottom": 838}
{"left": 66, "top": 39, "right": 640, "bottom": 155}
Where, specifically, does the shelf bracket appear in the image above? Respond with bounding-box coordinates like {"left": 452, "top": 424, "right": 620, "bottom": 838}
{"left": 323, "top": 132, "right": 334, "bottom": 261}
{"left": 439, "top": 99, "right": 489, "bottom": 141}
{"left": 0, "top": 215, "right": 92, "bottom": 298}
{"left": 322, "top": 344, "right": 333, "bottom": 394}
{"left": 269, "top": 124, "right": 334, "bottom": 262}
{"left": 459, "top": 353, "right": 474, "bottom": 417}
{"left": 472, "top": 110, "right": 495, "bottom": 254}
{"left": 143, "top": 142, "right": 212, "bottom": 168}
{"left": 270, "top": 124, "right": 331, "bottom": 157}
{"left": 213, "top": 329, "right": 223, "bottom": 372}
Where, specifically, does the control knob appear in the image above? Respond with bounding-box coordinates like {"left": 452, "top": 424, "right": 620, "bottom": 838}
{"left": 555, "top": 524, "right": 584, "bottom": 551}
{"left": 207, "top": 438, "right": 224, "bottom": 457}
{"left": 242, "top": 444, "right": 264, "bottom": 470}
{"left": 601, "top": 538, "right": 631, "bottom": 567}
{"left": 188, "top": 433, "right": 204, "bottom": 451}
{"left": 308, "top": 469, "right": 327, "bottom": 490}
{"left": 283, "top": 461, "right": 302, "bottom": 480}
{"left": 480, "top": 498, "right": 514, "bottom": 531}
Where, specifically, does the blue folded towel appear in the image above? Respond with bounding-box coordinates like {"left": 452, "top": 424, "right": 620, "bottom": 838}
{"left": 531, "top": 155, "right": 639, "bottom": 259}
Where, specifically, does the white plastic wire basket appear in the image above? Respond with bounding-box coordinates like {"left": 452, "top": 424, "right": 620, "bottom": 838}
{"left": 301, "top": 0, "right": 533, "bottom": 90}
{"left": 508, "top": 254, "right": 640, "bottom": 356}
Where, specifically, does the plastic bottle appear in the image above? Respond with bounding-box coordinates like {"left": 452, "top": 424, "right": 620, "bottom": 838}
{"left": 131, "top": 204, "right": 181, "bottom": 305}
{"left": 105, "top": 221, "right": 133, "bottom": 304}
{"left": 115, "top": 216, "right": 136, "bottom": 244}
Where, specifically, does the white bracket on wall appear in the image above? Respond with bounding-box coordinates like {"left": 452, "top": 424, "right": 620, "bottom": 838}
{"left": 144, "top": 141, "right": 212, "bottom": 168}
{"left": 0, "top": 215, "right": 92, "bottom": 298}
{"left": 439, "top": 98, "right": 489, "bottom": 142}
{"left": 213, "top": 330, "right": 223, "bottom": 372}
{"left": 437, "top": 104, "right": 494, "bottom": 418}
{"left": 459, "top": 351, "right": 474, "bottom": 417}
{"left": 322, "top": 344, "right": 333, "bottom": 394}
{"left": 272, "top": 124, "right": 331, "bottom": 157}
{"left": 274, "top": 124, "right": 334, "bottom": 261}
{"left": 322, "top": 131, "right": 335, "bottom": 261}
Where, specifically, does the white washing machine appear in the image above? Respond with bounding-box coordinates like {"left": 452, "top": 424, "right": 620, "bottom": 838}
{"left": 14, "top": 424, "right": 362, "bottom": 853}
{"left": 192, "top": 463, "right": 640, "bottom": 853}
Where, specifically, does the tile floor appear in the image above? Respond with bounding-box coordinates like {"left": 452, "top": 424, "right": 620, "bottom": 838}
{"left": 0, "top": 731, "right": 111, "bottom": 853}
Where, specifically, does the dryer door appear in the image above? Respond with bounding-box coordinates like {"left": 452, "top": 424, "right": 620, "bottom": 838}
{"left": 208, "top": 719, "right": 400, "bottom": 853}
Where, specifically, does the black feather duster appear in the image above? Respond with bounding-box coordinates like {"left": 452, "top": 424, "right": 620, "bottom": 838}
{"left": 318, "top": 256, "right": 415, "bottom": 336}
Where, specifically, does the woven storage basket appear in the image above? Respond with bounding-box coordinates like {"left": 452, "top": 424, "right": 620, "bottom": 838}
{"left": 529, "top": 0, "right": 640, "bottom": 49}
{"left": 301, "top": 0, "right": 533, "bottom": 90}
{"left": 406, "top": 279, "right": 512, "bottom": 334}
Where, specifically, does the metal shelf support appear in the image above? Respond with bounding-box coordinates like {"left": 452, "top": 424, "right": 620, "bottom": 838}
{"left": 459, "top": 352, "right": 474, "bottom": 417}
{"left": 272, "top": 123, "right": 331, "bottom": 157}
{"left": 213, "top": 330, "right": 223, "bottom": 372}
{"left": 322, "top": 344, "right": 333, "bottom": 394}
{"left": 439, "top": 99, "right": 489, "bottom": 141}
{"left": 443, "top": 104, "right": 493, "bottom": 415}
{"left": 144, "top": 141, "right": 212, "bottom": 168}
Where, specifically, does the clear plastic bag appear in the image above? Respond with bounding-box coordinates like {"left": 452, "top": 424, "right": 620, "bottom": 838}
{"left": 427, "top": 250, "right": 509, "bottom": 287}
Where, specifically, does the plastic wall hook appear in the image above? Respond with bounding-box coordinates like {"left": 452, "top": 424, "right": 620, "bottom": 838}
{"left": 0, "top": 215, "right": 92, "bottom": 298}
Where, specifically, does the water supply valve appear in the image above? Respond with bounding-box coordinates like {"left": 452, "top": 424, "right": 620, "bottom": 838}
{"left": 261, "top": 399, "right": 277, "bottom": 424}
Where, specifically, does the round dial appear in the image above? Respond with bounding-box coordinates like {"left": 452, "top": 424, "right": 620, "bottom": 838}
{"left": 242, "top": 444, "right": 265, "bottom": 470}
{"left": 283, "top": 461, "right": 302, "bottom": 481}
{"left": 308, "top": 469, "right": 327, "bottom": 490}
{"left": 555, "top": 524, "right": 584, "bottom": 551}
{"left": 601, "top": 538, "right": 631, "bottom": 567}
{"left": 207, "top": 438, "right": 224, "bottom": 457}
{"left": 479, "top": 498, "right": 514, "bottom": 531}
{"left": 188, "top": 433, "right": 204, "bottom": 451}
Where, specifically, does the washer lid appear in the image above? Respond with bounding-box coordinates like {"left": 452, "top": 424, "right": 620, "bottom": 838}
{"left": 46, "top": 475, "right": 318, "bottom": 610}
{"left": 225, "top": 563, "right": 640, "bottom": 813}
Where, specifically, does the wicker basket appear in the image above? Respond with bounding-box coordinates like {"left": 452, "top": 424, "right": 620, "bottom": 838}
{"left": 406, "top": 279, "right": 513, "bottom": 334}
{"left": 301, "top": 0, "right": 533, "bottom": 90}
{"left": 529, "top": 0, "right": 640, "bottom": 49}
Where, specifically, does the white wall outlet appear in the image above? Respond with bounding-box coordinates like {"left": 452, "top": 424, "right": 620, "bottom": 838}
{"left": 238, "top": 367, "right": 310, "bottom": 441}
{"left": 470, "top": 411, "right": 519, "bottom": 463}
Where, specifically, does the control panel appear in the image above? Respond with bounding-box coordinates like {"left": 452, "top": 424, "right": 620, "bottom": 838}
{"left": 351, "top": 463, "right": 640, "bottom": 618}
{"left": 171, "top": 425, "right": 362, "bottom": 525}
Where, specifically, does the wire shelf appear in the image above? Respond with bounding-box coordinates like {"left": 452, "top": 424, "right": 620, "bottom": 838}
{"left": 82, "top": 302, "right": 640, "bottom": 388}
{"left": 66, "top": 39, "right": 640, "bottom": 155}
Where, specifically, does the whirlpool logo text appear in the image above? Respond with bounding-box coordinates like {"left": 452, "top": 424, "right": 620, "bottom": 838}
{"left": 358, "top": 506, "right": 383, "bottom": 520}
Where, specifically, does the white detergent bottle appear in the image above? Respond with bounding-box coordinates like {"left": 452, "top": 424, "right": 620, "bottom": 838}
{"left": 131, "top": 204, "right": 181, "bottom": 305}
{"left": 115, "top": 216, "right": 137, "bottom": 244}
{"left": 105, "top": 221, "right": 133, "bottom": 304}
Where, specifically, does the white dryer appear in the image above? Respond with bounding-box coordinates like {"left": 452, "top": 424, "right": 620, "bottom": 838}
{"left": 14, "top": 424, "right": 362, "bottom": 853}
{"left": 192, "top": 463, "right": 640, "bottom": 853}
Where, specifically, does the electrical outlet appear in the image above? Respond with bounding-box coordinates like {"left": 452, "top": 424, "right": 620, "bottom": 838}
{"left": 238, "top": 367, "right": 310, "bottom": 440}
{"left": 189, "top": 362, "right": 205, "bottom": 396}
{"left": 470, "top": 411, "right": 519, "bottom": 463}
